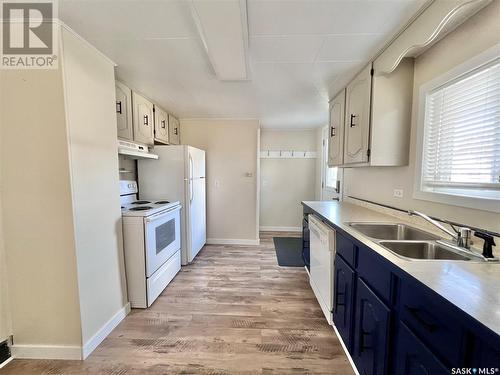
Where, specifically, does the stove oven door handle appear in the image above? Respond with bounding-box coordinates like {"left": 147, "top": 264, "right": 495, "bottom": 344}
{"left": 145, "top": 206, "right": 179, "bottom": 223}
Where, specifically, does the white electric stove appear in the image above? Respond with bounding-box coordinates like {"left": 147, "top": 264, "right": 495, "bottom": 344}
{"left": 121, "top": 199, "right": 180, "bottom": 217}
{"left": 120, "top": 180, "right": 182, "bottom": 308}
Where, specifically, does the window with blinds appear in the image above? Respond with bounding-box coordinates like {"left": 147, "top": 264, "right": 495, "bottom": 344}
{"left": 421, "top": 57, "right": 500, "bottom": 201}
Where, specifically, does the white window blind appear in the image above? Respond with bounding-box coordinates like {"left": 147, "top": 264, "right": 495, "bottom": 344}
{"left": 421, "top": 58, "right": 500, "bottom": 200}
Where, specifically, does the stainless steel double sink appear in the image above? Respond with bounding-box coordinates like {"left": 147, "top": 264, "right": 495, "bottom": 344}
{"left": 347, "top": 222, "right": 487, "bottom": 262}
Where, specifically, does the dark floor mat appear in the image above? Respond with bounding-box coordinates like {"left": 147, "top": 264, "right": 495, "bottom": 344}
{"left": 273, "top": 237, "right": 305, "bottom": 267}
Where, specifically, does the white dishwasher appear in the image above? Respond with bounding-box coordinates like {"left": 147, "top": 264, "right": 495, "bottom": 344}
{"left": 309, "top": 214, "right": 336, "bottom": 325}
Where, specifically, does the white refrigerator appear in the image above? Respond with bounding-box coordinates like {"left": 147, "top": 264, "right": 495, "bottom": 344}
{"left": 138, "top": 145, "right": 206, "bottom": 265}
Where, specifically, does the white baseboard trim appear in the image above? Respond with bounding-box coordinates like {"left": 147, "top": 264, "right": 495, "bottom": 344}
{"left": 11, "top": 303, "right": 131, "bottom": 361}
{"left": 82, "top": 303, "right": 131, "bottom": 359}
{"left": 206, "top": 238, "right": 260, "bottom": 246}
{"left": 0, "top": 357, "right": 14, "bottom": 369}
{"left": 332, "top": 324, "right": 360, "bottom": 375}
{"left": 259, "top": 226, "right": 302, "bottom": 232}
{"left": 11, "top": 344, "right": 82, "bottom": 360}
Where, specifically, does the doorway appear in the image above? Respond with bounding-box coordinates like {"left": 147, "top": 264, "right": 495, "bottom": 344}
{"left": 320, "top": 126, "right": 342, "bottom": 201}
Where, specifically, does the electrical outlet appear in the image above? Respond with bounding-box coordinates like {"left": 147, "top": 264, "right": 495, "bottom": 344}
{"left": 214, "top": 179, "right": 220, "bottom": 188}
{"left": 393, "top": 189, "right": 404, "bottom": 198}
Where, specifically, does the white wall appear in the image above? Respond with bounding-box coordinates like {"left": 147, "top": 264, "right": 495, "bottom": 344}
{"left": 180, "top": 119, "right": 260, "bottom": 243}
{"left": 61, "top": 28, "right": 128, "bottom": 349}
{"left": 344, "top": 1, "right": 500, "bottom": 233}
{"left": 259, "top": 130, "right": 317, "bottom": 230}
{"left": 0, "top": 25, "right": 129, "bottom": 358}
{"left": 314, "top": 127, "right": 324, "bottom": 200}
{"left": 1, "top": 64, "right": 83, "bottom": 348}
{"left": 0, "top": 196, "right": 11, "bottom": 345}
{"left": 0, "top": 87, "right": 12, "bottom": 344}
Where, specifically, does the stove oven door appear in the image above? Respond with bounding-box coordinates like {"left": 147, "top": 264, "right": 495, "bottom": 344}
{"left": 144, "top": 206, "right": 181, "bottom": 277}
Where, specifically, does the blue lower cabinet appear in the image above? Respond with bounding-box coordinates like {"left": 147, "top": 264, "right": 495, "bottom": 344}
{"left": 399, "top": 280, "right": 464, "bottom": 366}
{"left": 353, "top": 278, "right": 391, "bottom": 375}
{"left": 301, "top": 220, "right": 500, "bottom": 375}
{"left": 394, "top": 322, "right": 449, "bottom": 375}
{"left": 333, "top": 254, "right": 356, "bottom": 350}
{"left": 469, "top": 335, "right": 500, "bottom": 369}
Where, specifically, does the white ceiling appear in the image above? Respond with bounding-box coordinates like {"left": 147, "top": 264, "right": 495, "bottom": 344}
{"left": 60, "top": 0, "right": 426, "bottom": 129}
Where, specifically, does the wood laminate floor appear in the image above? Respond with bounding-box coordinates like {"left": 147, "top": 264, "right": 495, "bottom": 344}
{"left": 2, "top": 232, "right": 354, "bottom": 375}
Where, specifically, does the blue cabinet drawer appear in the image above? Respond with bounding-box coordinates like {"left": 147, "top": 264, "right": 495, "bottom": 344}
{"left": 336, "top": 232, "right": 356, "bottom": 267}
{"left": 399, "top": 280, "right": 465, "bottom": 366}
{"left": 333, "top": 254, "right": 356, "bottom": 350}
{"left": 357, "top": 245, "right": 393, "bottom": 304}
{"left": 394, "top": 322, "right": 449, "bottom": 375}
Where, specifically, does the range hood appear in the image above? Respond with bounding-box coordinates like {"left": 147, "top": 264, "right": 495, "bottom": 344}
{"left": 118, "top": 140, "right": 159, "bottom": 160}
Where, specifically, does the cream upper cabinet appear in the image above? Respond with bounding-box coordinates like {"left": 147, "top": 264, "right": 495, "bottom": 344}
{"left": 344, "top": 64, "right": 372, "bottom": 165}
{"left": 115, "top": 81, "right": 133, "bottom": 141}
{"left": 168, "top": 114, "right": 180, "bottom": 145}
{"left": 328, "top": 89, "right": 345, "bottom": 167}
{"left": 132, "top": 92, "right": 154, "bottom": 146}
{"left": 154, "top": 105, "right": 169, "bottom": 144}
{"left": 331, "top": 59, "right": 413, "bottom": 168}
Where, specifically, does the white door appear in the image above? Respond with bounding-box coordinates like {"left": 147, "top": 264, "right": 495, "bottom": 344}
{"left": 328, "top": 89, "right": 345, "bottom": 167}
{"left": 132, "top": 92, "right": 154, "bottom": 145}
{"left": 115, "top": 81, "right": 133, "bottom": 141}
{"left": 321, "top": 127, "right": 342, "bottom": 201}
{"left": 187, "top": 147, "right": 206, "bottom": 262}
{"left": 344, "top": 64, "right": 372, "bottom": 164}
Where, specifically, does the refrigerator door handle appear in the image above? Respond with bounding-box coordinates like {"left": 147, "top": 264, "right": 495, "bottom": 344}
{"left": 190, "top": 179, "right": 194, "bottom": 203}
{"left": 189, "top": 154, "right": 194, "bottom": 203}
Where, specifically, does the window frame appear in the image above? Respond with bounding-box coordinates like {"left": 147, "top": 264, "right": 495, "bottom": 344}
{"left": 414, "top": 43, "right": 500, "bottom": 213}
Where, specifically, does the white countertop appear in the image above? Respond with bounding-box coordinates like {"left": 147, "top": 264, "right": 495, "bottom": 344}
{"left": 302, "top": 200, "right": 500, "bottom": 336}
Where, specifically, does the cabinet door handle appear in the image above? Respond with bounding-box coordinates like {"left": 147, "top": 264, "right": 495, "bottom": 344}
{"left": 350, "top": 114, "right": 357, "bottom": 127}
{"left": 116, "top": 101, "right": 122, "bottom": 114}
{"left": 405, "top": 305, "right": 438, "bottom": 332}
{"left": 143, "top": 114, "right": 149, "bottom": 126}
{"left": 331, "top": 126, "right": 336, "bottom": 137}
{"left": 174, "top": 128, "right": 178, "bottom": 135}
{"left": 161, "top": 120, "right": 166, "bottom": 129}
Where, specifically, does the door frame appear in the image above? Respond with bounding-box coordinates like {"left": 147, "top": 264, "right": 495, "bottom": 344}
{"left": 321, "top": 126, "right": 343, "bottom": 201}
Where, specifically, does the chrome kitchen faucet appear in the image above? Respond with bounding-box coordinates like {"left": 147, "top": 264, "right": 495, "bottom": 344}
{"left": 407, "top": 210, "right": 472, "bottom": 249}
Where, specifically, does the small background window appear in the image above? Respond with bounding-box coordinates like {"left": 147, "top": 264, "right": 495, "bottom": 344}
{"left": 325, "top": 166, "right": 338, "bottom": 190}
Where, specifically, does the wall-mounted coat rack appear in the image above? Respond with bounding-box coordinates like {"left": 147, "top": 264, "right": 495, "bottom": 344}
{"left": 260, "top": 150, "right": 317, "bottom": 159}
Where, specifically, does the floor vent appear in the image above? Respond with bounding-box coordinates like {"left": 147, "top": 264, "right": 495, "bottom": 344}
{"left": 0, "top": 340, "right": 11, "bottom": 366}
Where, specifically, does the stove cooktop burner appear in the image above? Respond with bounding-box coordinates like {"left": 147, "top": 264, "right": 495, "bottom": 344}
{"left": 155, "top": 200, "right": 170, "bottom": 204}
{"left": 130, "top": 206, "right": 153, "bottom": 211}
{"left": 131, "top": 200, "right": 151, "bottom": 204}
